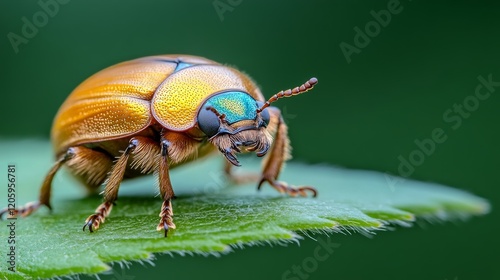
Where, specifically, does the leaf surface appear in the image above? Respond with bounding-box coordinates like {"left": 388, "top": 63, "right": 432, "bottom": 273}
{"left": 0, "top": 140, "right": 489, "bottom": 279}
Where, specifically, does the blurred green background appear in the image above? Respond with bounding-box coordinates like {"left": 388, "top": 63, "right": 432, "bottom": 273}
{"left": 1, "top": 0, "right": 498, "bottom": 279}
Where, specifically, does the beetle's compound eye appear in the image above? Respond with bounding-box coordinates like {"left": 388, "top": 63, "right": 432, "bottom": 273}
{"left": 197, "top": 106, "right": 221, "bottom": 138}
{"left": 256, "top": 101, "right": 270, "bottom": 127}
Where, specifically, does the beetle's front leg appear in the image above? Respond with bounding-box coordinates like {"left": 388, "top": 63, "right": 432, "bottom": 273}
{"left": 155, "top": 131, "right": 198, "bottom": 237}
{"left": 258, "top": 107, "right": 317, "bottom": 197}
{"left": 156, "top": 139, "right": 176, "bottom": 237}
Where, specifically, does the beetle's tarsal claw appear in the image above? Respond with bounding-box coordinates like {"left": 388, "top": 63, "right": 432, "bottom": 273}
{"left": 83, "top": 214, "right": 99, "bottom": 232}
{"left": 163, "top": 221, "right": 169, "bottom": 237}
{"left": 82, "top": 220, "right": 93, "bottom": 232}
{"left": 157, "top": 199, "right": 175, "bottom": 237}
{"left": 82, "top": 201, "right": 113, "bottom": 234}
{"left": 0, "top": 201, "right": 44, "bottom": 220}
{"left": 257, "top": 177, "right": 318, "bottom": 198}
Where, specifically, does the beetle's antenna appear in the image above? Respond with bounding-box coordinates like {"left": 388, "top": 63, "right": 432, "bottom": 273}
{"left": 256, "top": 77, "right": 318, "bottom": 113}
{"left": 206, "top": 106, "right": 228, "bottom": 123}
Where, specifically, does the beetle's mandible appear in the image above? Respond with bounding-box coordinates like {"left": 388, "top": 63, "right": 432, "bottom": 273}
{"left": 0, "top": 55, "right": 318, "bottom": 237}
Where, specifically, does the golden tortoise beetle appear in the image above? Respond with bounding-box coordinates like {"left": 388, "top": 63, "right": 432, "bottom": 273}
{"left": 0, "top": 55, "right": 318, "bottom": 237}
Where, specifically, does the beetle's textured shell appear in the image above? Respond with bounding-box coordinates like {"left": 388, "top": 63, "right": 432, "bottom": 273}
{"left": 152, "top": 65, "right": 257, "bottom": 131}
{"left": 51, "top": 55, "right": 264, "bottom": 154}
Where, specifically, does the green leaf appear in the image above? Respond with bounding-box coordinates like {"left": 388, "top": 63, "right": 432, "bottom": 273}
{"left": 0, "top": 139, "right": 489, "bottom": 279}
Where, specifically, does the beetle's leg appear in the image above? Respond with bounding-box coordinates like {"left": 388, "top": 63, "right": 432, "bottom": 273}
{"left": 257, "top": 107, "right": 317, "bottom": 197}
{"left": 154, "top": 132, "right": 200, "bottom": 237}
{"left": 65, "top": 146, "right": 114, "bottom": 193}
{"left": 0, "top": 148, "right": 74, "bottom": 219}
{"left": 156, "top": 137, "right": 176, "bottom": 237}
{"left": 156, "top": 139, "right": 175, "bottom": 237}
{"left": 83, "top": 138, "right": 140, "bottom": 233}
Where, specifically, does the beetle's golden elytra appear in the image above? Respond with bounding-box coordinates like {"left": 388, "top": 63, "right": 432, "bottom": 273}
{"left": 1, "top": 55, "right": 318, "bottom": 237}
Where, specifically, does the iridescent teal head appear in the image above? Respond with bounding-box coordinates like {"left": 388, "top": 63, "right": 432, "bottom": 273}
{"left": 196, "top": 91, "right": 271, "bottom": 166}
{"left": 197, "top": 91, "right": 270, "bottom": 139}
{"left": 197, "top": 77, "right": 318, "bottom": 166}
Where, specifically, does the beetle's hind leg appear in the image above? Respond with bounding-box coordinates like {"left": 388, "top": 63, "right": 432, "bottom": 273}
{"left": 0, "top": 146, "right": 114, "bottom": 220}
{"left": 0, "top": 150, "right": 71, "bottom": 219}
{"left": 257, "top": 107, "right": 317, "bottom": 197}
{"left": 65, "top": 146, "right": 114, "bottom": 194}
